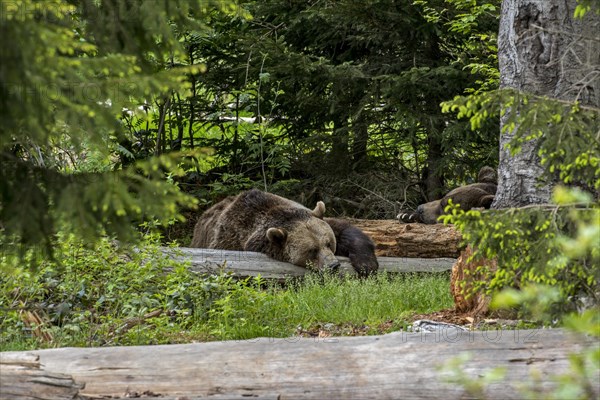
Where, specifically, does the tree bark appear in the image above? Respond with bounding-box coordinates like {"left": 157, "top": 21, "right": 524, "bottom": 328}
{"left": 154, "top": 96, "right": 171, "bottom": 156}
{"left": 351, "top": 219, "right": 463, "bottom": 258}
{"left": 451, "top": 245, "right": 498, "bottom": 315}
{"left": 423, "top": 138, "right": 445, "bottom": 201}
{"left": 494, "top": 0, "right": 600, "bottom": 208}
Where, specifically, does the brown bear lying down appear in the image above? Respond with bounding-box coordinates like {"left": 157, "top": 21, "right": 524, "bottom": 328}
{"left": 398, "top": 167, "right": 497, "bottom": 224}
{"left": 191, "top": 189, "right": 378, "bottom": 275}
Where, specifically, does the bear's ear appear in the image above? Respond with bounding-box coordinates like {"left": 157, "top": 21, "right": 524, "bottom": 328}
{"left": 478, "top": 166, "right": 497, "bottom": 184}
{"left": 267, "top": 227, "right": 287, "bottom": 244}
{"left": 312, "top": 201, "right": 326, "bottom": 218}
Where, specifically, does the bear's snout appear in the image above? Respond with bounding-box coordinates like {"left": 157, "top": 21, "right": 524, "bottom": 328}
{"left": 327, "top": 259, "right": 341, "bottom": 271}
{"left": 316, "top": 249, "right": 341, "bottom": 272}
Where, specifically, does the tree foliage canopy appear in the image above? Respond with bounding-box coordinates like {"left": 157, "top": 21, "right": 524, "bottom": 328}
{"left": 0, "top": 0, "right": 241, "bottom": 253}
{"left": 170, "top": 0, "right": 501, "bottom": 213}
{"left": 1, "top": 0, "right": 503, "bottom": 255}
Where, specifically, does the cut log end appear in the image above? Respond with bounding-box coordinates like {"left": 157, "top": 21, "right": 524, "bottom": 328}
{"left": 0, "top": 353, "right": 84, "bottom": 400}
{"left": 451, "top": 245, "right": 498, "bottom": 315}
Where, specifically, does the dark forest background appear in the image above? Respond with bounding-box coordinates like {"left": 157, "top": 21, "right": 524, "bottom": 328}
{"left": 2, "top": 0, "right": 501, "bottom": 247}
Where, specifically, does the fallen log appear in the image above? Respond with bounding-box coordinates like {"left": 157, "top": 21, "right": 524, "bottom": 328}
{"left": 350, "top": 219, "right": 463, "bottom": 258}
{"left": 1, "top": 329, "right": 596, "bottom": 399}
{"left": 0, "top": 353, "right": 84, "bottom": 400}
{"left": 164, "top": 248, "right": 455, "bottom": 279}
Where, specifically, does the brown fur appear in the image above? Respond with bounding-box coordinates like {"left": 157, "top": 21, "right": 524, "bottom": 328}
{"left": 191, "top": 189, "right": 340, "bottom": 271}
{"left": 324, "top": 218, "right": 379, "bottom": 277}
{"left": 398, "top": 167, "right": 497, "bottom": 224}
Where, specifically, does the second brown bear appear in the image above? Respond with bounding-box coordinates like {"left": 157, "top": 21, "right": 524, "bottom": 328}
{"left": 398, "top": 166, "right": 497, "bottom": 224}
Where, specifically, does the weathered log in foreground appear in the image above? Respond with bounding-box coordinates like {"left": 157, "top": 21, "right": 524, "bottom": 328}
{"left": 350, "top": 219, "right": 463, "bottom": 258}
{"left": 164, "top": 248, "right": 455, "bottom": 279}
{"left": 0, "top": 353, "right": 83, "bottom": 400}
{"left": 2, "top": 329, "right": 597, "bottom": 399}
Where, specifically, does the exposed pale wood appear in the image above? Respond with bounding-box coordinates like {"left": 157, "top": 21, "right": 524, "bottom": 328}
{"left": 0, "top": 353, "right": 84, "bottom": 400}
{"left": 112, "top": 395, "right": 281, "bottom": 400}
{"left": 1, "top": 330, "right": 596, "bottom": 399}
{"left": 164, "top": 247, "right": 455, "bottom": 279}
{"left": 349, "top": 219, "right": 463, "bottom": 258}
{"left": 0, "top": 352, "right": 40, "bottom": 368}
{"left": 19, "top": 309, "right": 53, "bottom": 343}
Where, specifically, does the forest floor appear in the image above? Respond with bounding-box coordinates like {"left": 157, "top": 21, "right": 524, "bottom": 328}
{"left": 295, "top": 308, "right": 527, "bottom": 338}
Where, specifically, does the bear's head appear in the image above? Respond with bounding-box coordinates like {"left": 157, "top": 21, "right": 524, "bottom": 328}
{"left": 261, "top": 202, "right": 340, "bottom": 271}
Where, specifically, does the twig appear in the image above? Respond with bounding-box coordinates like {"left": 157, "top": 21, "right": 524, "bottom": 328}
{"left": 112, "top": 309, "right": 163, "bottom": 336}
{"left": 347, "top": 180, "right": 398, "bottom": 206}
{"left": 398, "top": 182, "right": 422, "bottom": 211}
{"left": 502, "top": 202, "right": 596, "bottom": 211}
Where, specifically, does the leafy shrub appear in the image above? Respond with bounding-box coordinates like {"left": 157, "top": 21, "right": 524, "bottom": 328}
{"left": 0, "top": 234, "right": 453, "bottom": 349}
{"left": 0, "top": 232, "right": 226, "bottom": 348}
{"left": 442, "top": 80, "right": 599, "bottom": 320}
{"left": 443, "top": 186, "right": 599, "bottom": 317}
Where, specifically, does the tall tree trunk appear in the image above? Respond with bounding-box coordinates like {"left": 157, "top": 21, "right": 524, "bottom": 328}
{"left": 351, "top": 113, "right": 368, "bottom": 170}
{"left": 494, "top": 0, "right": 600, "bottom": 208}
{"left": 331, "top": 113, "right": 351, "bottom": 175}
{"left": 154, "top": 97, "right": 171, "bottom": 156}
{"left": 187, "top": 43, "right": 196, "bottom": 149}
{"left": 423, "top": 128, "right": 445, "bottom": 201}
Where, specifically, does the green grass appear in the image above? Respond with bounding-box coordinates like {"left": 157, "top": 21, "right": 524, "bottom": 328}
{"left": 0, "top": 234, "right": 452, "bottom": 350}
{"left": 291, "top": 272, "right": 451, "bottom": 322}
{"left": 203, "top": 272, "right": 453, "bottom": 342}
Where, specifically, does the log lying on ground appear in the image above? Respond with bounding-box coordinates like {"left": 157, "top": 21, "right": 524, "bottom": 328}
{"left": 0, "top": 353, "right": 83, "bottom": 400}
{"left": 164, "top": 248, "right": 455, "bottom": 279}
{"left": 350, "top": 219, "right": 463, "bottom": 258}
{"left": 2, "top": 329, "right": 596, "bottom": 399}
